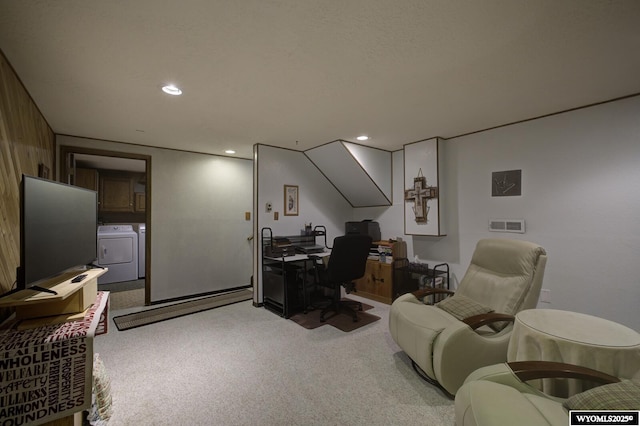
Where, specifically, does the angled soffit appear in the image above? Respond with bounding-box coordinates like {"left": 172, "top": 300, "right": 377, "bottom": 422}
{"left": 305, "top": 141, "right": 392, "bottom": 207}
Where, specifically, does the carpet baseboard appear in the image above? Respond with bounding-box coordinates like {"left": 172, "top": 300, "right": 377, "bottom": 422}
{"left": 113, "top": 289, "right": 253, "bottom": 331}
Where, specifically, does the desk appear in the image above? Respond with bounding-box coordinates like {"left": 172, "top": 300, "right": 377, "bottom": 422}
{"left": 0, "top": 291, "right": 110, "bottom": 425}
{"left": 263, "top": 252, "right": 331, "bottom": 318}
{"left": 507, "top": 309, "right": 640, "bottom": 396}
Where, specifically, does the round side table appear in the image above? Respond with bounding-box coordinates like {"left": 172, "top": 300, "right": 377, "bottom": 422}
{"left": 507, "top": 309, "right": 640, "bottom": 397}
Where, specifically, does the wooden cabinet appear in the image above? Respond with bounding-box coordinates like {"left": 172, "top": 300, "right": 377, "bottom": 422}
{"left": 99, "top": 173, "right": 134, "bottom": 212}
{"left": 75, "top": 167, "right": 98, "bottom": 191}
{"left": 135, "top": 192, "right": 146, "bottom": 212}
{"left": 353, "top": 240, "right": 407, "bottom": 305}
{"left": 354, "top": 260, "right": 395, "bottom": 304}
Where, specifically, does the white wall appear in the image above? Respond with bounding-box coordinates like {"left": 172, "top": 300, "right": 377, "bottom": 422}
{"left": 253, "top": 144, "right": 353, "bottom": 302}
{"left": 58, "top": 135, "right": 253, "bottom": 303}
{"left": 63, "top": 94, "right": 640, "bottom": 329}
{"left": 354, "top": 151, "right": 406, "bottom": 240}
{"left": 355, "top": 96, "right": 640, "bottom": 330}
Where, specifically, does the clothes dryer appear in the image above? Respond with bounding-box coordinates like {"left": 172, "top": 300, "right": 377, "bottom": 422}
{"left": 96, "top": 225, "right": 138, "bottom": 284}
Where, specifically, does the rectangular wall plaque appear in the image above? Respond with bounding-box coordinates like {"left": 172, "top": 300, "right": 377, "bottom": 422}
{"left": 492, "top": 169, "right": 521, "bottom": 197}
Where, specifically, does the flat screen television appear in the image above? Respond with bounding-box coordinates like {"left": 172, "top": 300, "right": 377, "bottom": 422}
{"left": 16, "top": 175, "right": 98, "bottom": 294}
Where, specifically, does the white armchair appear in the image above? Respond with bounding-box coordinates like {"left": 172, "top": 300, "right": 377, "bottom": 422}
{"left": 455, "top": 361, "right": 639, "bottom": 426}
{"left": 389, "top": 238, "right": 547, "bottom": 395}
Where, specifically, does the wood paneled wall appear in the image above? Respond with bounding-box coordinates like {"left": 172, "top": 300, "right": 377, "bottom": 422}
{"left": 0, "top": 50, "right": 55, "bottom": 298}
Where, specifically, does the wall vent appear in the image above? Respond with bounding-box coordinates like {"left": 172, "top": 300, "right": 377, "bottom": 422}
{"left": 489, "top": 219, "right": 525, "bottom": 233}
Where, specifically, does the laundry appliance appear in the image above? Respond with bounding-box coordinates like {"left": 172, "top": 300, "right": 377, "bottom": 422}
{"left": 96, "top": 225, "right": 138, "bottom": 284}
{"left": 134, "top": 223, "right": 146, "bottom": 278}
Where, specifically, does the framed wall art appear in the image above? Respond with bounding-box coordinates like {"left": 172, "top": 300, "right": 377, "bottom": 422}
{"left": 38, "top": 163, "right": 50, "bottom": 179}
{"left": 492, "top": 169, "right": 521, "bottom": 196}
{"left": 284, "top": 184, "right": 299, "bottom": 216}
{"left": 403, "top": 138, "right": 446, "bottom": 236}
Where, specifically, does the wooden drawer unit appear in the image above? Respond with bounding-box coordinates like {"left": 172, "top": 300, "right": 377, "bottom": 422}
{"left": 354, "top": 259, "right": 394, "bottom": 304}
{"left": 353, "top": 239, "right": 408, "bottom": 304}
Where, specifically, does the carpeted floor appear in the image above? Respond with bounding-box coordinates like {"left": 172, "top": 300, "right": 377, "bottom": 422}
{"left": 94, "top": 292, "right": 455, "bottom": 425}
{"left": 98, "top": 279, "right": 145, "bottom": 293}
{"left": 99, "top": 279, "right": 145, "bottom": 310}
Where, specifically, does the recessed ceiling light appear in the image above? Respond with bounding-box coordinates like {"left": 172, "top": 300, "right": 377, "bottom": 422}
{"left": 161, "top": 84, "right": 182, "bottom": 95}
{"left": 356, "top": 135, "right": 369, "bottom": 141}
{"left": 225, "top": 150, "right": 236, "bottom": 154}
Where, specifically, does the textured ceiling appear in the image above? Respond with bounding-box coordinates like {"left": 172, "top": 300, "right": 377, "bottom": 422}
{"left": 1, "top": 0, "right": 640, "bottom": 159}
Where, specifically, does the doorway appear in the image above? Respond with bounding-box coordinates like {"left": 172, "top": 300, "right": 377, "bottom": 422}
{"left": 59, "top": 145, "right": 151, "bottom": 307}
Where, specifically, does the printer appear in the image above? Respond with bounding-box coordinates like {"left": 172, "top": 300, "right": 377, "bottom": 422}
{"left": 345, "top": 220, "right": 381, "bottom": 242}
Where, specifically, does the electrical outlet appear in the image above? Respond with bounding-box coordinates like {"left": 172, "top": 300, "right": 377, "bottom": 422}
{"left": 266, "top": 202, "right": 272, "bottom": 213}
{"left": 540, "top": 289, "right": 551, "bottom": 303}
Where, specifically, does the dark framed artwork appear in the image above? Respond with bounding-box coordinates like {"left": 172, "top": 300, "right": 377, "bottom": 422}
{"left": 38, "top": 164, "right": 50, "bottom": 179}
{"left": 284, "top": 185, "right": 299, "bottom": 216}
{"left": 492, "top": 169, "right": 521, "bottom": 196}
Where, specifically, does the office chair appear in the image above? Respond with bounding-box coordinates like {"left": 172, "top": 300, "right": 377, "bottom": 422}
{"left": 310, "top": 234, "right": 372, "bottom": 322}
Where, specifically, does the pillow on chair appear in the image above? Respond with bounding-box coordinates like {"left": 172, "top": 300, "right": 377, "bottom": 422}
{"left": 436, "top": 294, "right": 493, "bottom": 321}
{"left": 563, "top": 379, "right": 640, "bottom": 410}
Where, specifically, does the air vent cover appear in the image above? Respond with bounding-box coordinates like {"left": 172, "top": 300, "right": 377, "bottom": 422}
{"left": 489, "top": 219, "right": 525, "bottom": 233}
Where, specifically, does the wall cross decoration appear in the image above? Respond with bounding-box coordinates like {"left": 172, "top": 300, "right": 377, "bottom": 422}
{"left": 404, "top": 168, "right": 438, "bottom": 223}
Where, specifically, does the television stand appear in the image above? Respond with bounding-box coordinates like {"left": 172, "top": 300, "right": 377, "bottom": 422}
{"left": 29, "top": 285, "right": 58, "bottom": 295}
{"left": 0, "top": 268, "right": 107, "bottom": 320}
{"left": 0, "top": 287, "right": 21, "bottom": 299}
{"left": 0, "top": 285, "right": 58, "bottom": 299}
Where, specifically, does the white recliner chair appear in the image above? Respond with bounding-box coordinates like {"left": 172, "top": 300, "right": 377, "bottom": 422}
{"left": 455, "top": 361, "right": 640, "bottom": 426}
{"left": 389, "top": 238, "right": 547, "bottom": 395}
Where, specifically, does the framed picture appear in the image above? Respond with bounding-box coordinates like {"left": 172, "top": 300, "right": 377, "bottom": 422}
{"left": 284, "top": 185, "right": 299, "bottom": 216}
{"left": 492, "top": 169, "right": 522, "bottom": 196}
{"left": 38, "top": 164, "right": 50, "bottom": 179}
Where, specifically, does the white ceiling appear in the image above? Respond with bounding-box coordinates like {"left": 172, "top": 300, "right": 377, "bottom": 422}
{"left": 1, "top": 1, "right": 639, "bottom": 160}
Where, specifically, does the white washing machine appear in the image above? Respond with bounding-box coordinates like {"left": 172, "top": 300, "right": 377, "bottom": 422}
{"left": 134, "top": 223, "right": 146, "bottom": 278}
{"left": 96, "top": 225, "right": 138, "bottom": 284}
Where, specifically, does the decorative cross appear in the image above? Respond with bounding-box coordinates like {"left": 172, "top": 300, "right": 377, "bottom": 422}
{"left": 404, "top": 169, "right": 438, "bottom": 223}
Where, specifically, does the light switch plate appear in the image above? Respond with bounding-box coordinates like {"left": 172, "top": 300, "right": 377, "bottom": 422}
{"left": 540, "top": 289, "right": 551, "bottom": 303}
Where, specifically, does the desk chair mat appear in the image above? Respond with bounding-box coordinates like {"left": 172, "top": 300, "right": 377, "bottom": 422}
{"left": 289, "top": 298, "right": 380, "bottom": 332}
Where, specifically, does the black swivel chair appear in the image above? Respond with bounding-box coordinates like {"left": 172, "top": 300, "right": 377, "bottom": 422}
{"left": 310, "top": 234, "right": 372, "bottom": 322}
